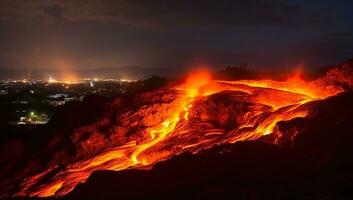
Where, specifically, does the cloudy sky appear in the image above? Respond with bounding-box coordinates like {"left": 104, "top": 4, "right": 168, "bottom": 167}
{"left": 0, "top": 0, "right": 352, "bottom": 70}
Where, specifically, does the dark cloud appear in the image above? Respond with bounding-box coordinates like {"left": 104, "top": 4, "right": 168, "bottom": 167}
{"left": 0, "top": 0, "right": 351, "bottom": 70}
{"left": 0, "top": 0, "right": 330, "bottom": 29}
{"left": 326, "top": 32, "right": 353, "bottom": 39}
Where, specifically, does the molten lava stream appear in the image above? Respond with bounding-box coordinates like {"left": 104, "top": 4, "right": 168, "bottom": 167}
{"left": 16, "top": 70, "right": 342, "bottom": 198}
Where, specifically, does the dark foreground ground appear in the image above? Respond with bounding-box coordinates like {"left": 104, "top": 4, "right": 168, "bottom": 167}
{"left": 3, "top": 92, "right": 353, "bottom": 200}
{"left": 46, "top": 92, "right": 353, "bottom": 200}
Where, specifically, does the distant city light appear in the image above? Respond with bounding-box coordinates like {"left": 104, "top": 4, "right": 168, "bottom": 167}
{"left": 82, "top": 77, "right": 136, "bottom": 82}
{"left": 120, "top": 79, "right": 135, "bottom": 82}
{"left": 48, "top": 76, "right": 58, "bottom": 83}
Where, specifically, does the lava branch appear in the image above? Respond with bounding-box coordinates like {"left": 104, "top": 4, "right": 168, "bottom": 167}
{"left": 130, "top": 97, "right": 194, "bottom": 165}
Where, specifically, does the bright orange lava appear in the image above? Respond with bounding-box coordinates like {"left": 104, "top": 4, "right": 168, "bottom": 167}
{"left": 16, "top": 70, "right": 342, "bottom": 197}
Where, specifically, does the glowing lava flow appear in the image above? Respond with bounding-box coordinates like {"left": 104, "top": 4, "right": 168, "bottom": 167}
{"left": 16, "top": 70, "right": 342, "bottom": 197}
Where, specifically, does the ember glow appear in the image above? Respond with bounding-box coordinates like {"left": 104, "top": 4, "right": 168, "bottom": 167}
{"left": 16, "top": 70, "right": 343, "bottom": 197}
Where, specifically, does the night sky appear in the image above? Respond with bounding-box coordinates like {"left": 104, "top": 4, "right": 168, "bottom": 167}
{"left": 0, "top": 0, "right": 352, "bottom": 70}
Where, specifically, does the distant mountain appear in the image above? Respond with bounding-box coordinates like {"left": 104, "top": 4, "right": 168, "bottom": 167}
{"left": 0, "top": 66, "right": 180, "bottom": 80}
